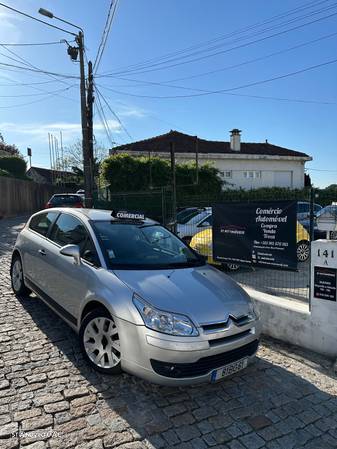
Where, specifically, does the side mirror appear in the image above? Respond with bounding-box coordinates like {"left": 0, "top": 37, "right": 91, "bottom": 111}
{"left": 60, "top": 244, "right": 81, "bottom": 265}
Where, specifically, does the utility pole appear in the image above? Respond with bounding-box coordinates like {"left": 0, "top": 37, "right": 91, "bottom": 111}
{"left": 170, "top": 141, "right": 177, "bottom": 233}
{"left": 195, "top": 136, "right": 199, "bottom": 185}
{"left": 77, "top": 32, "right": 93, "bottom": 208}
{"left": 87, "top": 60, "right": 95, "bottom": 202}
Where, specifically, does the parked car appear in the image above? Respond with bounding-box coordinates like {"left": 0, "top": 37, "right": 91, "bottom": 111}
{"left": 10, "top": 208, "right": 260, "bottom": 385}
{"left": 190, "top": 221, "right": 311, "bottom": 268}
{"left": 297, "top": 201, "right": 322, "bottom": 223}
{"left": 176, "top": 207, "right": 212, "bottom": 243}
{"left": 45, "top": 194, "right": 83, "bottom": 208}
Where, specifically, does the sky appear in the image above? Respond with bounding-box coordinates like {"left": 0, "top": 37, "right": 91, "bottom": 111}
{"left": 0, "top": 0, "right": 336, "bottom": 187}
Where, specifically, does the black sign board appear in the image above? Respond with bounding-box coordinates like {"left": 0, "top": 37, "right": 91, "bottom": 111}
{"left": 213, "top": 201, "right": 297, "bottom": 270}
{"left": 314, "top": 267, "right": 337, "bottom": 301}
{"left": 111, "top": 210, "right": 145, "bottom": 220}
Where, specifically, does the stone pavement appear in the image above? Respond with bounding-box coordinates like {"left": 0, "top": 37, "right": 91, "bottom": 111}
{"left": 0, "top": 216, "right": 336, "bottom": 449}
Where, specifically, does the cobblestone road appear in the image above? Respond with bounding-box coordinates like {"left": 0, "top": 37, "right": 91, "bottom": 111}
{"left": 0, "top": 217, "right": 337, "bottom": 449}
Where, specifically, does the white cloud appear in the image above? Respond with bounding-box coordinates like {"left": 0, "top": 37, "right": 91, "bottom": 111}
{"left": 0, "top": 11, "right": 22, "bottom": 44}
{"left": 0, "top": 120, "right": 122, "bottom": 142}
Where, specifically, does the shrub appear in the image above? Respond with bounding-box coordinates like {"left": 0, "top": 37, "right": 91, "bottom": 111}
{"left": 101, "top": 153, "right": 223, "bottom": 196}
{"left": 0, "top": 156, "right": 27, "bottom": 178}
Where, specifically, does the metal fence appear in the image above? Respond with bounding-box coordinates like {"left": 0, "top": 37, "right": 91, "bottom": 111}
{"left": 96, "top": 187, "right": 337, "bottom": 304}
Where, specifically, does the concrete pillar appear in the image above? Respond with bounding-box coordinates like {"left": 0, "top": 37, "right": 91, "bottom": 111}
{"left": 310, "top": 240, "right": 337, "bottom": 358}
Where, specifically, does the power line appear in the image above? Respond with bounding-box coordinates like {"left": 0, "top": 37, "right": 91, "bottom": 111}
{"left": 101, "top": 6, "right": 337, "bottom": 77}
{"left": 164, "top": 30, "right": 337, "bottom": 84}
{"left": 95, "top": 85, "right": 133, "bottom": 140}
{"left": 107, "top": 0, "right": 333, "bottom": 75}
{"left": 0, "top": 61, "right": 79, "bottom": 78}
{"left": 97, "top": 56, "right": 337, "bottom": 103}
{"left": 93, "top": 0, "right": 119, "bottom": 75}
{"left": 0, "top": 85, "right": 76, "bottom": 97}
{"left": 306, "top": 168, "right": 337, "bottom": 172}
{"left": 0, "top": 2, "right": 77, "bottom": 36}
{"left": 94, "top": 93, "right": 117, "bottom": 146}
{"left": 0, "top": 86, "right": 73, "bottom": 108}
{"left": 0, "top": 41, "right": 65, "bottom": 46}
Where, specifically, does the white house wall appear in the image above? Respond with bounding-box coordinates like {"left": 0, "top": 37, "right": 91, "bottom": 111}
{"left": 123, "top": 150, "right": 309, "bottom": 190}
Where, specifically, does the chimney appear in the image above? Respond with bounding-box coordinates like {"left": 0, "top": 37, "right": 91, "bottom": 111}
{"left": 230, "top": 129, "right": 241, "bottom": 151}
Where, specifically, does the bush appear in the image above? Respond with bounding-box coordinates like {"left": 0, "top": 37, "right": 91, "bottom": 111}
{"left": 0, "top": 156, "right": 27, "bottom": 178}
{"left": 0, "top": 168, "right": 11, "bottom": 177}
{"left": 101, "top": 153, "right": 223, "bottom": 196}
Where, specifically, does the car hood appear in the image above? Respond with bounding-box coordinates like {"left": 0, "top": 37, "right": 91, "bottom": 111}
{"left": 113, "top": 265, "right": 251, "bottom": 325}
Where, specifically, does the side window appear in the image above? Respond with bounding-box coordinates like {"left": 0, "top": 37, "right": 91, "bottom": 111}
{"left": 29, "top": 212, "right": 58, "bottom": 237}
{"left": 199, "top": 215, "right": 213, "bottom": 227}
{"left": 50, "top": 214, "right": 88, "bottom": 250}
{"left": 50, "top": 214, "right": 100, "bottom": 266}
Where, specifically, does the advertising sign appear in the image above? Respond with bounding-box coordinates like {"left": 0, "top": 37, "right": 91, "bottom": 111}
{"left": 314, "top": 267, "right": 337, "bottom": 301}
{"left": 213, "top": 201, "right": 297, "bottom": 270}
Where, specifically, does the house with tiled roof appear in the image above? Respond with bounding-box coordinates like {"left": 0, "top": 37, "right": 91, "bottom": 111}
{"left": 111, "top": 129, "right": 312, "bottom": 190}
{"left": 26, "top": 166, "right": 75, "bottom": 184}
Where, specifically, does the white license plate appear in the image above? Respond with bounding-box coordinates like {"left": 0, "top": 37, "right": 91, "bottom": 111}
{"left": 211, "top": 358, "right": 248, "bottom": 382}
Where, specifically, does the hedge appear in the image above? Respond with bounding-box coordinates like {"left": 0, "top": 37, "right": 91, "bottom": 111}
{"left": 0, "top": 156, "right": 27, "bottom": 178}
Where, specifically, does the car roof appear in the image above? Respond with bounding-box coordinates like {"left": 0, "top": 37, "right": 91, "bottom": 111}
{"left": 52, "top": 193, "right": 80, "bottom": 197}
{"left": 39, "top": 207, "right": 157, "bottom": 225}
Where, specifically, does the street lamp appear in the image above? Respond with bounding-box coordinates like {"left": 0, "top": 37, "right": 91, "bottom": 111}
{"left": 38, "top": 8, "right": 93, "bottom": 208}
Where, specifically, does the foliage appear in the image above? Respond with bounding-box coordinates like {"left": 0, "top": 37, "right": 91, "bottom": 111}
{"left": 0, "top": 156, "right": 27, "bottom": 178}
{"left": 101, "top": 153, "right": 223, "bottom": 196}
{"left": 0, "top": 138, "right": 19, "bottom": 156}
{"left": 64, "top": 139, "right": 108, "bottom": 174}
{"left": 0, "top": 168, "right": 11, "bottom": 177}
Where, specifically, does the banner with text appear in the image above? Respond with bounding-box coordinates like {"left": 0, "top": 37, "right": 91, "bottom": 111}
{"left": 213, "top": 201, "right": 297, "bottom": 270}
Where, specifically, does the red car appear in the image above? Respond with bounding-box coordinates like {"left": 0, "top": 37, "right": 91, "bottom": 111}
{"left": 45, "top": 194, "right": 84, "bottom": 209}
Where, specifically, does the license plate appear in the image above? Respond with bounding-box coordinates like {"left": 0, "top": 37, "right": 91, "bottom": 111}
{"left": 211, "top": 358, "right": 248, "bottom": 382}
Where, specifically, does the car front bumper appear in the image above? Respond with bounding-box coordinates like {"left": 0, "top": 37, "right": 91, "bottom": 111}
{"left": 115, "top": 316, "right": 261, "bottom": 386}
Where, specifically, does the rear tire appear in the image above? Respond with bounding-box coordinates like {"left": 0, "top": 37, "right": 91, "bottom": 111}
{"left": 226, "top": 263, "right": 240, "bottom": 271}
{"left": 297, "top": 240, "right": 310, "bottom": 262}
{"left": 10, "top": 254, "right": 31, "bottom": 296}
{"left": 79, "top": 308, "right": 122, "bottom": 375}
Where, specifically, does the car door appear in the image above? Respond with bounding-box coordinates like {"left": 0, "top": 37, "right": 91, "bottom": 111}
{"left": 23, "top": 211, "right": 59, "bottom": 290}
{"left": 41, "top": 212, "right": 101, "bottom": 323}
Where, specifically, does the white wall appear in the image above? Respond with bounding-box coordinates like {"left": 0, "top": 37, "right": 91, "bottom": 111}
{"left": 173, "top": 154, "right": 306, "bottom": 190}
{"left": 246, "top": 240, "right": 337, "bottom": 359}
{"left": 124, "top": 150, "right": 309, "bottom": 190}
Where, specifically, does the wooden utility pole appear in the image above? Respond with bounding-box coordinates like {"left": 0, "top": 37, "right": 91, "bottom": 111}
{"left": 77, "top": 32, "right": 93, "bottom": 207}
{"left": 195, "top": 136, "right": 199, "bottom": 184}
{"left": 87, "top": 60, "right": 95, "bottom": 199}
{"left": 170, "top": 141, "right": 177, "bottom": 233}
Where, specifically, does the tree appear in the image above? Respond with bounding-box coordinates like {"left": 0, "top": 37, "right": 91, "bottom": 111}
{"left": 63, "top": 139, "right": 108, "bottom": 172}
{"left": 101, "top": 153, "right": 223, "bottom": 195}
{"left": 0, "top": 132, "right": 19, "bottom": 157}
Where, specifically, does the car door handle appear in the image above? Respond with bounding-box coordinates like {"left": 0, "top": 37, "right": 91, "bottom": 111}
{"left": 38, "top": 249, "right": 46, "bottom": 256}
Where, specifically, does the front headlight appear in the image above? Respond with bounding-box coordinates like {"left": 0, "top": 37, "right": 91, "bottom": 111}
{"left": 248, "top": 300, "right": 260, "bottom": 320}
{"left": 133, "top": 293, "right": 199, "bottom": 336}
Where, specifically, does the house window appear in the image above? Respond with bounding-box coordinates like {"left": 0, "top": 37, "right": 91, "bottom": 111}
{"left": 244, "top": 171, "right": 262, "bottom": 179}
{"left": 219, "top": 170, "right": 232, "bottom": 179}
{"left": 224, "top": 170, "right": 232, "bottom": 178}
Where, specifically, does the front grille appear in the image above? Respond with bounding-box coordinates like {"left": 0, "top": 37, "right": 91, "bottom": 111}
{"left": 208, "top": 329, "right": 251, "bottom": 347}
{"left": 201, "top": 314, "right": 251, "bottom": 333}
{"left": 150, "top": 339, "right": 259, "bottom": 379}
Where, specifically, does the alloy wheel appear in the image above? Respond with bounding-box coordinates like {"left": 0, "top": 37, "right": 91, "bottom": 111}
{"left": 83, "top": 317, "right": 121, "bottom": 369}
{"left": 297, "top": 242, "right": 310, "bottom": 262}
{"left": 12, "top": 259, "right": 23, "bottom": 292}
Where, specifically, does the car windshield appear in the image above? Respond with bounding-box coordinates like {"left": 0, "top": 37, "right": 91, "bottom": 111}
{"left": 316, "top": 205, "right": 337, "bottom": 217}
{"left": 92, "top": 221, "right": 204, "bottom": 269}
{"left": 176, "top": 209, "right": 200, "bottom": 224}
{"left": 51, "top": 195, "right": 81, "bottom": 205}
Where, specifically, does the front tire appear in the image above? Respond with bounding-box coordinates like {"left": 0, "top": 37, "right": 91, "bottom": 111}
{"left": 79, "top": 308, "right": 122, "bottom": 375}
{"left": 10, "top": 254, "right": 31, "bottom": 296}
